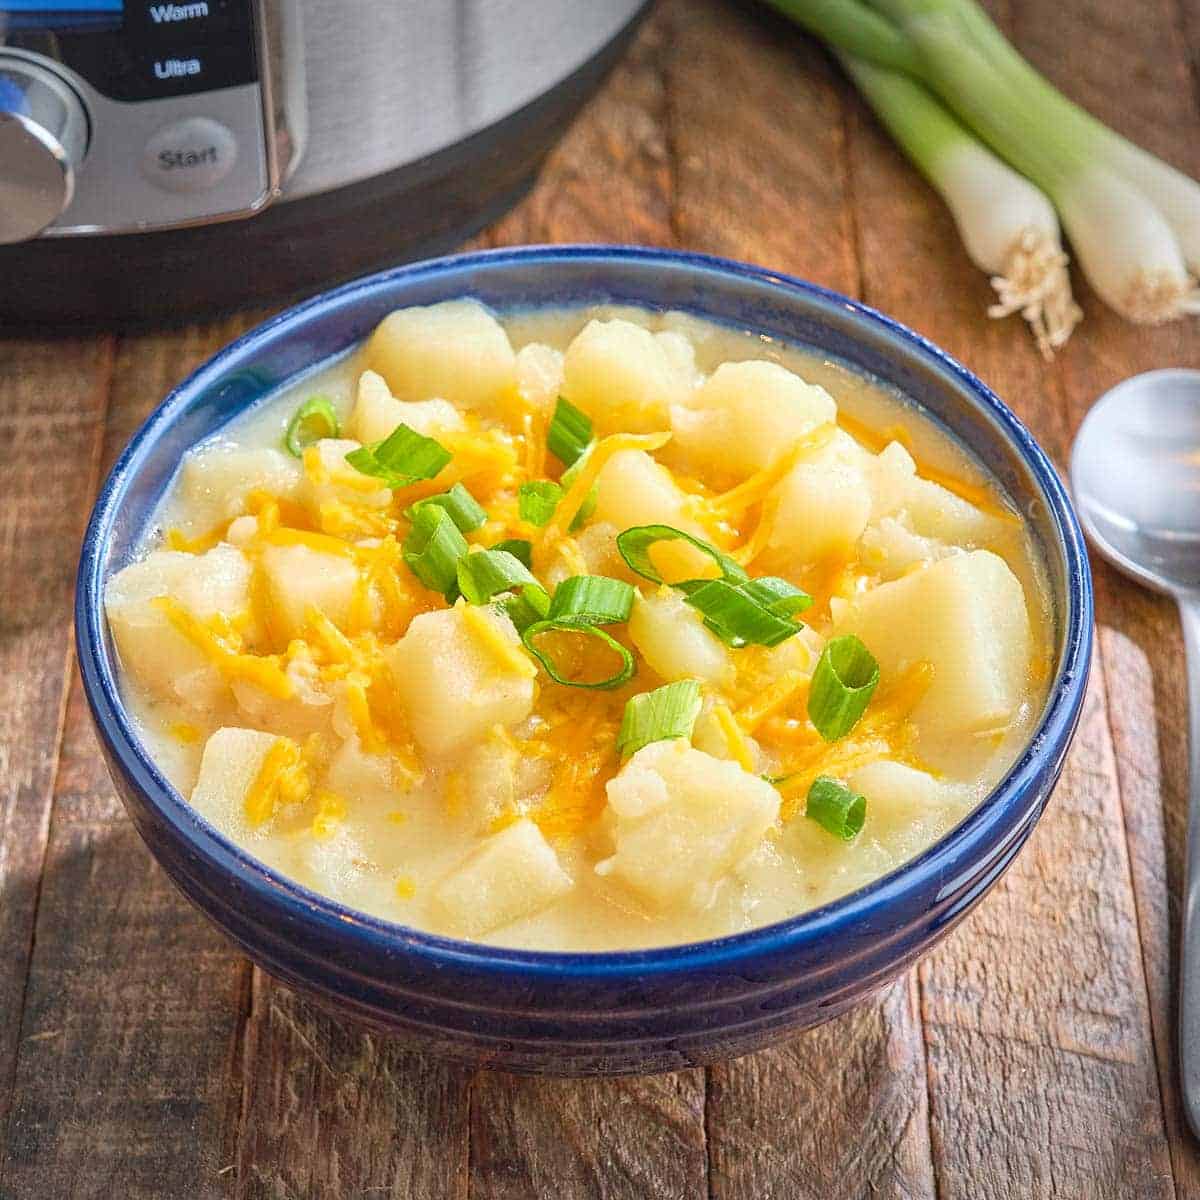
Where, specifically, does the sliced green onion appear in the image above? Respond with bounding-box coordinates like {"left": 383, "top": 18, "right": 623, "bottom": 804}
{"left": 492, "top": 538, "right": 533, "bottom": 569}
{"left": 402, "top": 505, "right": 468, "bottom": 598}
{"left": 616, "top": 524, "right": 747, "bottom": 587}
{"left": 805, "top": 775, "right": 867, "bottom": 841}
{"left": 504, "top": 592, "right": 549, "bottom": 635}
{"left": 807, "top": 635, "right": 880, "bottom": 741}
{"left": 683, "top": 578, "right": 801, "bottom": 648}
{"left": 345, "top": 423, "right": 452, "bottom": 489}
{"left": 547, "top": 396, "right": 593, "bottom": 467}
{"left": 284, "top": 396, "right": 340, "bottom": 457}
{"left": 616, "top": 680, "right": 703, "bottom": 757}
{"left": 739, "top": 576, "right": 813, "bottom": 619}
{"left": 548, "top": 575, "right": 635, "bottom": 626}
{"left": 518, "top": 480, "right": 564, "bottom": 527}
{"left": 406, "top": 482, "right": 487, "bottom": 533}
{"left": 560, "top": 449, "right": 598, "bottom": 531}
{"left": 457, "top": 549, "right": 550, "bottom": 616}
{"left": 521, "top": 620, "right": 635, "bottom": 690}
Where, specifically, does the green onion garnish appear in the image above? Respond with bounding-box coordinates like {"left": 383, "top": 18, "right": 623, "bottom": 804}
{"left": 739, "top": 576, "right": 813, "bottom": 620}
{"left": 616, "top": 679, "right": 703, "bottom": 757}
{"left": 559, "top": 449, "right": 598, "bottom": 531}
{"left": 406, "top": 482, "right": 487, "bottom": 533}
{"left": 492, "top": 538, "right": 533, "bottom": 569}
{"left": 807, "top": 635, "right": 880, "bottom": 741}
{"left": 518, "top": 480, "right": 564, "bottom": 527}
{"left": 547, "top": 396, "right": 593, "bottom": 467}
{"left": 682, "top": 578, "right": 802, "bottom": 648}
{"left": 345, "top": 422, "right": 452, "bottom": 489}
{"left": 457, "top": 549, "right": 550, "bottom": 615}
{"left": 805, "top": 775, "right": 867, "bottom": 841}
{"left": 615, "top": 524, "right": 747, "bottom": 587}
{"left": 548, "top": 575, "right": 635, "bottom": 626}
{"left": 284, "top": 396, "right": 340, "bottom": 457}
{"left": 521, "top": 620, "right": 635, "bottom": 690}
{"left": 402, "top": 505, "right": 468, "bottom": 598}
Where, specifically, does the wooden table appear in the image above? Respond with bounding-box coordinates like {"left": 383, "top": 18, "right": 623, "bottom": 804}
{"left": 2, "top": 1, "right": 1198, "bottom": 1195}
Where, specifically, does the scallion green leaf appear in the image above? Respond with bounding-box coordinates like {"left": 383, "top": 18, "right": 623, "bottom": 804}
{"left": 547, "top": 396, "right": 593, "bottom": 467}
{"left": 521, "top": 619, "right": 635, "bottom": 690}
{"left": 456, "top": 549, "right": 550, "bottom": 616}
{"left": 547, "top": 575, "right": 635, "bottom": 626}
{"left": 616, "top": 680, "right": 703, "bottom": 757}
{"left": 615, "top": 524, "right": 747, "bottom": 587}
{"left": 402, "top": 505, "right": 468, "bottom": 598}
{"left": 738, "top": 576, "right": 813, "bottom": 619}
{"left": 807, "top": 635, "right": 880, "bottom": 741}
{"left": 406, "top": 482, "right": 487, "bottom": 533}
{"left": 518, "top": 480, "right": 564, "bottom": 527}
{"left": 492, "top": 538, "right": 533, "bottom": 569}
{"left": 683, "top": 578, "right": 801, "bottom": 648}
{"left": 805, "top": 775, "right": 867, "bottom": 841}
{"left": 346, "top": 422, "right": 452, "bottom": 489}
{"left": 284, "top": 396, "right": 340, "bottom": 457}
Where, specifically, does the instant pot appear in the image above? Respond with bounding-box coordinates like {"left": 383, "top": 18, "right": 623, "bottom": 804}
{"left": 0, "top": 0, "right": 648, "bottom": 322}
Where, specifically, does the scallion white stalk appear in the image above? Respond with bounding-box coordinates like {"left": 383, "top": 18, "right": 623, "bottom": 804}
{"left": 841, "top": 54, "right": 1080, "bottom": 355}
{"left": 866, "top": 0, "right": 1200, "bottom": 323}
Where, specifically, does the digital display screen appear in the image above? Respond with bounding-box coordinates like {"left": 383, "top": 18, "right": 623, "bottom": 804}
{"left": 1, "top": 0, "right": 123, "bottom": 31}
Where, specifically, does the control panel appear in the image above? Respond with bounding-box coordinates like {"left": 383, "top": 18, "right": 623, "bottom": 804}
{"left": 0, "top": 0, "right": 280, "bottom": 240}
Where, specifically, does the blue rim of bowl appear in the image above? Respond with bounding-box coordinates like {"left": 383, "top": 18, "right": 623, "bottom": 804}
{"left": 76, "top": 244, "right": 1094, "bottom": 980}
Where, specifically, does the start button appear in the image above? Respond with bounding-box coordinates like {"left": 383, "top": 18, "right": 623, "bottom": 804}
{"left": 142, "top": 116, "right": 237, "bottom": 193}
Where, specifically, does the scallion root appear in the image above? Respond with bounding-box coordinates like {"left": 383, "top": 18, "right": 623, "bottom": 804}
{"left": 988, "top": 228, "right": 1081, "bottom": 358}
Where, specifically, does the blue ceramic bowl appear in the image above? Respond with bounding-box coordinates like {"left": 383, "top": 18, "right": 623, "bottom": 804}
{"left": 76, "top": 245, "right": 1092, "bottom": 1076}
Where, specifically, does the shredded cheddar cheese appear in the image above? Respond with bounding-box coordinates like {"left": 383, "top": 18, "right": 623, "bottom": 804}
{"left": 713, "top": 704, "right": 755, "bottom": 771}
{"left": 245, "top": 737, "right": 307, "bottom": 827}
{"left": 461, "top": 603, "right": 538, "bottom": 680}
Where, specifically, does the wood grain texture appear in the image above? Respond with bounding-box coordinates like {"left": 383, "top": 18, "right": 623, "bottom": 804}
{"left": 0, "top": 318, "right": 259, "bottom": 1200}
{"left": 0, "top": 333, "right": 113, "bottom": 1145}
{"left": 1007, "top": 0, "right": 1200, "bottom": 1190}
{"left": 664, "top": 6, "right": 935, "bottom": 1197}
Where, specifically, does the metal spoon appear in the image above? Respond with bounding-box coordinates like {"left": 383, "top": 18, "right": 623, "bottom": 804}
{"left": 1070, "top": 368, "right": 1200, "bottom": 1135}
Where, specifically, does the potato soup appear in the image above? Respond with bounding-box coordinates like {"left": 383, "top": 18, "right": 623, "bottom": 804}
{"left": 105, "top": 300, "right": 1053, "bottom": 950}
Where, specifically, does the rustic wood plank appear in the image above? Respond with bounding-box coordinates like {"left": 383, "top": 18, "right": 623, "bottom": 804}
{"left": 1008, "top": 0, "right": 1200, "bottom": 1190}
{"left": 839, "top": 3, "right": 1178, "bottom": 1189}
{"left": 0, "top": 333, "right": 114, "bottom": 1145}
{"left": 660, "top": 5, "right": 937, "bottom": 1198}
{"left": 0, "top": 318, "right": 259, "bottom": 1200}
{"left": 235, "top": 976, "right": 471, "bottom": 1200}
{"left": 470, "top": 10, "right": 712, "bottom": 1199}
{"left": 469, "top": 1071, "right": 706, "bottom": 1200}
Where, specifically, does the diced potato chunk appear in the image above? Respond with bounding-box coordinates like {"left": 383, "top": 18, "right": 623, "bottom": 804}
{"left": 432, "top": 818, "right": 572, "bottom": 936}
{"left": 177, "top": 446, "right": 302, "bottom": 535}
{"left": 190, "top": 726, "right": 279, "bottom": 836}
{"left": 628, "top": 589, "right": 732, "bottom": 686}
{"left": 598, "top": 741, "right": 779, "bottom": 911}
{"left": 105, "top": 545, "right": 252, "bottom": 711}
{"left": 561, "top": 318, "right": 690, "bottom": 433}
{"left": 231, "top": 657, "right": 333, "bottom": 739}
{"left": 765, "top": 456, "right": 872, "bottom": 566}
{"left": 833, "top": 550, "right": 1032, "bottom": 737}
{"left": 868, "top": 441, "right": 918, "bottom": 519}
{"left": 360, "top": 299, "right": 516, "bottom": 411}
{"left": 592, "top": 450, "right": 711, "bottom": 579}
{"left": 351, "top": 369, "right": 465, "bottom": 443}
{"left": 858, "top": 517, "right": 944, "bottom": 580}
{"left": 384, "top": 605, "right": 536, "bottom": 756}
{"left": 849, "top": 760, "right": 972, "bottom": 857}
{"left": 514, "top": 342, "right": 564, "bottom": 415}
{"left": 902, "top": 476, "right": 1007, "bottom": 547}
{"left": 301, "top": 438, "right": 393, "bottom": 513}
{"left": 671, "top": 361, "right": 836, "bottom": 479}
{"left": 260, "top": 543, "right": 361, "bottom": 640}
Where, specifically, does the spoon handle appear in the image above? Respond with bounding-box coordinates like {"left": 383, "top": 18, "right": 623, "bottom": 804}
{"left": 1178, "top": 592, "right": 1200, "bottom": 1137}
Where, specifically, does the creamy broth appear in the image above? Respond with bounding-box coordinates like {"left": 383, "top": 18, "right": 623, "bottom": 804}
{"left": 108, "top": 302, "right": 1053, "bottom": 950}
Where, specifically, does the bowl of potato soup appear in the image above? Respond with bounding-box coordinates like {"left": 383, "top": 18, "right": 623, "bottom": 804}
{"left": 76, "top": 246, "right": 1091, "bottom": 1075}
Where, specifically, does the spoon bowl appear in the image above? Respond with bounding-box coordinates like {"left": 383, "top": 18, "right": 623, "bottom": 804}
{"left": 1072, "top": 368, "right": 1200, "bottom": 594}
{"left": 1071, "top": 367, "right": 1200, "bottom": 1137}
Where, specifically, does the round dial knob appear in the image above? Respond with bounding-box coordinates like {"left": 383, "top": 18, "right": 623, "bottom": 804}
{"left": 0, "top": 54, "right": 89, "bottom": 244}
